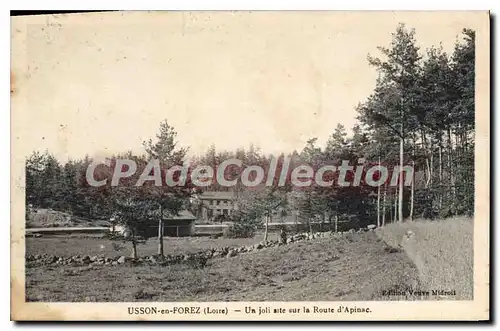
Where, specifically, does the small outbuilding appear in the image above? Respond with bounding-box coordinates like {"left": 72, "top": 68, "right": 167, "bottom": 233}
{"left": 162, "top": 210, "right": 197, "bottom": 237}
{"left": 110, "top": 210, "right": 197, "bottom": 238}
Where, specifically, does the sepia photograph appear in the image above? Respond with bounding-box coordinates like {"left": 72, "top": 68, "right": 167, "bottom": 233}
{"left": 10, "top": 10, "right": 490, "bottom": 321}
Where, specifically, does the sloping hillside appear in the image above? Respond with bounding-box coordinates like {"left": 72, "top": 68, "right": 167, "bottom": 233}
{"left": 26, "top": 208, "right": 109, "bottom": 228}
{"left": 376, "top": 217, "right": 473, "bottom": 300}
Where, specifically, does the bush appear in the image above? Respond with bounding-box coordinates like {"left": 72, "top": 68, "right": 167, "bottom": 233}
{"left": 223, "top": 223, "right": 255, "bottom": 238}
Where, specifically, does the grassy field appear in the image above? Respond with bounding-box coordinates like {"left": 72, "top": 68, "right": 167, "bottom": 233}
{"left": 26, "top": 231, "right": 420, "bottom": 302}
{"left": 26, "top": 217, "right": 473, "bottom": 302}
{"left": 376, "top": 217, "right": 473, "bottom": 300}
{"left": 26, "top": 233, "right": 275, "bottom": 258}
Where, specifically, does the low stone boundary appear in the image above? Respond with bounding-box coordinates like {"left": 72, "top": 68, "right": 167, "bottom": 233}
{"left": 26, "top": 225, "right": 376, "bottom": 267}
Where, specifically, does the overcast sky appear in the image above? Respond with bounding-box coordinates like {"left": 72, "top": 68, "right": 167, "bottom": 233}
{"left": 11, "top": 11, "right": 484, "bottom": 161}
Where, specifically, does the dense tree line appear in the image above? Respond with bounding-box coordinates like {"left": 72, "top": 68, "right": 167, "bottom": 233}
{"left": 358, "top": 25, "right": 475, "bottom": 222}
{"left": 196, "top": 26, "right": 475, "bottom": 230}
{"left": 26, "top": 24, "right": 475, "bottom": 243}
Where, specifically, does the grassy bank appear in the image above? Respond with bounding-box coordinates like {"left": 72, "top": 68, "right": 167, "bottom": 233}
{"left": 376, "top": 217, "right": 473, "bottom": 300}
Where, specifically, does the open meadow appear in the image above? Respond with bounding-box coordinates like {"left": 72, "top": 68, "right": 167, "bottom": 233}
{"left": 26, "top": 231, "right": 420, "bottom": 302}
{"left": 26, "top": 233, "right": 268, "bottom": 258}
{"left": 25, "top": 217, "right": 474, "bottom": 302}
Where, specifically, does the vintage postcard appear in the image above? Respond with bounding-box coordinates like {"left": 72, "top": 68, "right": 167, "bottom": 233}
{"left": 11, "top": 11, "right": 490, "bottom": 321}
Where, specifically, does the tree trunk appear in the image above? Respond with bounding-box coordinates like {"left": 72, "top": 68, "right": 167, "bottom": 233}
{"left": 429, "top": 135, "right": 434, "bottom": 188}
{"left": 157, "top": 218, "right": 164, "bottom": 257}
{"left": 438, "top": 141, "right": 443, "bottom": 209}
{"left": 335, "top": 214, "right": 338, "bottom": 233}
{"left": 377, "top": 184, "right": 381, "bottom": 227}
{"left": 377, "top": 185, "right": 381, "bottom": 228}
{"left": 389, "top": 193, "right": 393, "bottom": 224}
{"left": 410, "top": 159, "right": 415, "bottom": 222}
{"left": 377, "top": 156, "right": 381, "bottom": 227}
{"left": 398, "top": 135, "right": 404, "bottom": 223}
{"left": 323, "top": 211, "right": 328, "bottom": 232}
{"left": 447, "top": 128, "right": 456, "bottom": 209}
{"left": 425, "top": 158, "right": 431, "bottom": 188}
{"left": 307, "top": 193, "right": 313, "bottom": 234}
{"left": 131, "top": 240, "right": 138, "bottom": 259}
{"left": 382, "top": 185, "right": 387, "bottom": 226}
{"left": 421, "top": 131, "right": 431, "bottom": 188}
{"left": 410, "top": 135, "right": 415, "bottom": 222}
{"left": 263, "top": 214, "right": 269, "bottom": 242}
{"left": 393, "top": 188, "right": 398, "bottom": 223}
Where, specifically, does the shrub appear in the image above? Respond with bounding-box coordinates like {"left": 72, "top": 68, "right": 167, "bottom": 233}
{"left": 111, "top": 242, "right": 125, "bottom": 251}
{"left": 223, "top": 223, "right": 255, "bottom": 238}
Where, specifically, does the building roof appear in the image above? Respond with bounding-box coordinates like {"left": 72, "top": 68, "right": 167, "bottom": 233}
{"left": 163, "top": 209, "right": 197, "bottom": 220}
{"left": 198, "top": 191, "right": 235, "bottom": 200}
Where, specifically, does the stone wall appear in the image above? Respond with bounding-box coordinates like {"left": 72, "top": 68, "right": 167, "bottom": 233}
{"left": 26, "top": 225, "right": 376, "bottom": 268}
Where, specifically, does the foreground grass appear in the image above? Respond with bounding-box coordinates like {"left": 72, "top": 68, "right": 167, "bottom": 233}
{"left": 26, "top": 232, "right": 419, "bottom": 302}
{"left": 376, "top": 217, "right": 473, "bottom": 300}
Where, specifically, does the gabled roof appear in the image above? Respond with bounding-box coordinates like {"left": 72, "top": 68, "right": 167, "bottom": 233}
{"left": 198, "top": 191, "right": 235, "bottom": 200}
